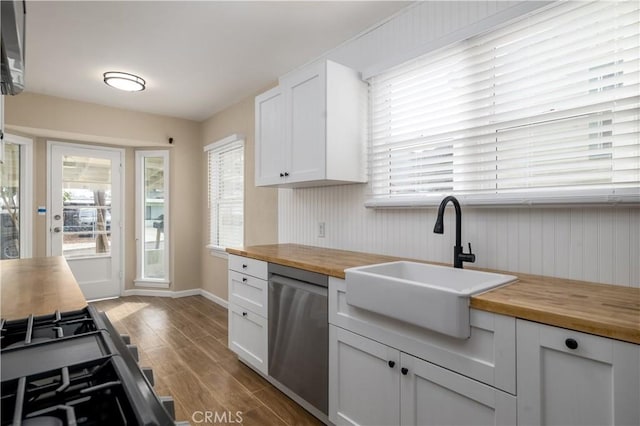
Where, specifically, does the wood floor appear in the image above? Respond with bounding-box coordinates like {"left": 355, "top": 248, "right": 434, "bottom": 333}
{"left": 91, "top": 295, "right": 323, "bottom": 426}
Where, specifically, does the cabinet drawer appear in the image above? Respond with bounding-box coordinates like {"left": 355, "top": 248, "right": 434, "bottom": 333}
{"left": 228, "top": 255, "right": 268, "bottom": 280}
{"left": 228, "top": 303, "right": 268, "bottom": 375}
{"left": 228, "top": 270, "right": 267, "bottom": 317}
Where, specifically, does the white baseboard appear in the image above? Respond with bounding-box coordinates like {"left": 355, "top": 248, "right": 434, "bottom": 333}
{"left": 122, "top": 289, "right": 174, "bottom": 298}
{"left": 200, "top": 289, "right": 228, "bottom": 309}
{"left": 121, "top": 288, "right": 227, "bottom": 307}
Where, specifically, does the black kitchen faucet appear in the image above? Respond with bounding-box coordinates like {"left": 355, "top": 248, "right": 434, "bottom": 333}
{"left": 433, "top": 195, "right": 476, "bottom": 269}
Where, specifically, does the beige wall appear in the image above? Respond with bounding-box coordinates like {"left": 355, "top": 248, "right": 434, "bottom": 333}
{"left": 200, "top": 84, "right": 279, "bottom": 299}
{"left": 5, "top": 93, "right": 202, "bottom": 292}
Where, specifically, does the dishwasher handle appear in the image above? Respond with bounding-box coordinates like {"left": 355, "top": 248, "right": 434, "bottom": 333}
{"left": 269, "top": 274, "right": 328, "bottom": 296}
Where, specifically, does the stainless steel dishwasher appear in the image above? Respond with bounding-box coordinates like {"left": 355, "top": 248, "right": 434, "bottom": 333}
{"left": 268, "top": 263, "right": 328, "bottom": 416}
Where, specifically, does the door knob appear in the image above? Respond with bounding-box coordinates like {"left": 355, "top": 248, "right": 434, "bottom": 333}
{"left": 53, "top": 227, "right": 61, "bottom": 233}
{"left": 54, "top": 214, "right": 61, "bottom": 220}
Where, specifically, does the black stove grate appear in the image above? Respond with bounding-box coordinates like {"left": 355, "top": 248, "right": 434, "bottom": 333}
{"left": 1, "top": 356, "right": 139, "bottom": 426}
{"left": 0, "top": 309, "right": 99, "bottom": 351}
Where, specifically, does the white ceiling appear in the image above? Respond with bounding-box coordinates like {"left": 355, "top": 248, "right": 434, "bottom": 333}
{"left": 25, "top": 1, "right": 409, "bottom": 121}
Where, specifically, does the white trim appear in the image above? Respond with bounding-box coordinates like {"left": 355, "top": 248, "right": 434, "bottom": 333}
{"left": 206, "top": 244, "right": 228, "bottom": 259}
{"left": 2, "top": 133, "right": 33, "bottom": 258}
{"left": 204, "top": 133, "right": 244, "bottom": 152}
{"left": 135, "top": 150, "right": 170, "bottom": 283}
{"left": 46, "top": 140, "right": 126, "bottom": 298}
{"left": 120, "top": 288, "right": 229, "bottom": 309}
{"left": 200, "top": 289, "right": 229, "bottom": 309}
{"left": 133, "top": 279, "right": 171, "bottom": 289}
{"left": 122, "top": 288, "right": 202, "bottom": 298}
{"left": 361, "top": 1, "right": 552, "bottom": 79}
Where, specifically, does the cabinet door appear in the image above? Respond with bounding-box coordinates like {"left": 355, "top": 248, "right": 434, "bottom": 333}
{"left": 329, "top": 325, "right": 400, "bottom": 426}
{"left": 282, "top": 61, "right": 326, "bottom": 183}
{"left": 517, "top": 319, "right": 640, "bottom": 426}
{"left": 255, "top": 86, "right": 285, "bottom": 186}
{"left": 228, "top": 303, "right": 268, "bottom": 375}
{"left": 400, "top": 353, "right": 516, "bottom": 426}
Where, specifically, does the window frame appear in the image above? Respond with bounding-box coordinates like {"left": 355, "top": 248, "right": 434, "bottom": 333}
{"left": 1, "top": 133, "right": 33, "bottom": 258}
{"left": 134, "top": 150, "right": 170, "bottom": 287}
{"left": 205, "top": 134, "right": 244, "bottom": 259}
{"left": 366, "top": 1, "right": 640, "bottom": 208}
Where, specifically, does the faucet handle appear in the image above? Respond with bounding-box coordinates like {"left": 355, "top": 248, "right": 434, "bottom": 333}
{"left": 460, "top": 242, "right": 476, "bottom": 264}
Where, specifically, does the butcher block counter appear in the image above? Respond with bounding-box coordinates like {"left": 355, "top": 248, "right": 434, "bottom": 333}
{"left": 0, "top": 256, "right": 87, "bottom": 320}
{"left": 228, "top": 244, "right": 640, "bottom": 344}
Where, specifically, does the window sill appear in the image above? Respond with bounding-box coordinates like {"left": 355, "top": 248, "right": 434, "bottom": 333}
{"left": 207, "top": 245, "right": 228, "bottom": 259}
{"left": 365, "top": 192, "right": 640, "bottom": 208}
{"left": 134, "top": 279, "right": 170, "bottom": 289}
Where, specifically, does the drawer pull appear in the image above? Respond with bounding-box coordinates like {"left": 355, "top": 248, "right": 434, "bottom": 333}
{"left": 242, "top": 264, "right": 247, "bottom": 268}
{"left": 242, "top": 277, "right": 247, "bottom": 282}
{"left": 401, "top": 367, "right": 408, "bottom": 375}
{"left": 388, "top": 360, "right": 395, "bottom": 368}
{"left": 565, "top": 338, "right": 578, "bottom": 350}
{"left": 242, "top": 312, "right": 248, "bottom": 317}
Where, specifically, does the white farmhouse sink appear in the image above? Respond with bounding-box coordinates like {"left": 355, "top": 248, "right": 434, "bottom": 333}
{"left": 345, "top": 261, "right": 517, "bottom": 339}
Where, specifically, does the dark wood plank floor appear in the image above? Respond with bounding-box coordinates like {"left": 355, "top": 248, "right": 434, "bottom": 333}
{"left": 91, "top": 295, "right": 323, "bottom": 426}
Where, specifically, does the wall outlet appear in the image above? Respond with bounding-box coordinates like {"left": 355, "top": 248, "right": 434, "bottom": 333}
{"left": 318, "top": 222, "right": 326, "bottom": 238}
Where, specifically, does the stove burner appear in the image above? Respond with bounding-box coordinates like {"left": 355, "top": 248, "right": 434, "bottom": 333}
{"left": 22, "top": 416, "right": 64, "bottom": 426}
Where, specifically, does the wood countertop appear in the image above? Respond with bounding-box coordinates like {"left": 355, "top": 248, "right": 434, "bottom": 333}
{"left": 228, "top": 244, "right": 640, "bottom": 344}
{"left": 227, "top": 243, "right": 418, "bottom": 279}
{"left": 471, "top": 276, "right": 640, "bottom": 344}
{"left": 1, "top": 256, "right": 87, "bottom": 320}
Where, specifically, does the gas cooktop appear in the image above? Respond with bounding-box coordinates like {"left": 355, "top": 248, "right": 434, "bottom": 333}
{"left": 1, "top": 306, "right": 181, "bottom": 426}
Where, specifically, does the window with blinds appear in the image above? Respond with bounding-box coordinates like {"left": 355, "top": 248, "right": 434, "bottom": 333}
{"left": 206, "top": 136, "right": 244, "bottom": 250}
{"left": 368, "top": 1, "right": 639, "bottom": 207}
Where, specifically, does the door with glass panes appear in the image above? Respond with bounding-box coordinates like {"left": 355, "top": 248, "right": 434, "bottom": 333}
{"left": 48, "top": 143, "right": 122, "bottom": 300}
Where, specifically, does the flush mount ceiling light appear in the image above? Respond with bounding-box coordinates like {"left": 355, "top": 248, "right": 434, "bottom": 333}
{"left": 103, "top": 71, "right": 146, "bottom": 92}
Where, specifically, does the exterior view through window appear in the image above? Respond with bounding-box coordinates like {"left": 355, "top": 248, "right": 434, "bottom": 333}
{"left": 1, "top": 143, "right": 21, "bottom": 259}
{"left": 135, "top": 150, "right": 169, "bottom": 284}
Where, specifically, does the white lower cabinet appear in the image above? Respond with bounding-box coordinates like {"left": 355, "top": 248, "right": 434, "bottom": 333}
{"left": 330, "top": 325, "right": 517, "bottom": 426}
{"left": 228, "top": 303, "right": 268, "bottom": 374}
{"left": 330, "top": 326, "right": 400, "bottom": 426}
{"left": 227, "top": 256, "right": 269, "bottom": 375}
{"left": 517, "top": 319, "right": 640, "bottom": 426}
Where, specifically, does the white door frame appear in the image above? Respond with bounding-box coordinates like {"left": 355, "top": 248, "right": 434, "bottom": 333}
{"left": 46, "top": 140, "right": 125, "bottom": 297}
{"left": 2, "top": 133, "right": 33, "bottom": 258}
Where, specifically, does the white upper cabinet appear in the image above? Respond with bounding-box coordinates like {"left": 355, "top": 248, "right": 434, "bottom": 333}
{"left": 517, "top": 319, "right": 640, "bottom": 426}
{"left": 255, "top": 86, "right": 285, "bottom": 186}
{"left": 255, "top": 60, "right": 367, "bottom": 188}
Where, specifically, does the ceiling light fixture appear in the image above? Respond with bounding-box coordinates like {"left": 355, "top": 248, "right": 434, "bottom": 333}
{"left": 103, "top": 71, "right": 146, "bottom": 92}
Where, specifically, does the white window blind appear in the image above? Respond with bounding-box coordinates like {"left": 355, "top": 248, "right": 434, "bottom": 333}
{"left": 368, "top": 1, "right": 640, "bottom": 207}
{"left": 206, "top": 136, "right": 244, "bottom": 249}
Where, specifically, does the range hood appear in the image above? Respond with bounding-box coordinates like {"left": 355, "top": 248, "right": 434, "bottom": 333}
{"left": 1, "top": 0, "right": 26, "bottom": 95}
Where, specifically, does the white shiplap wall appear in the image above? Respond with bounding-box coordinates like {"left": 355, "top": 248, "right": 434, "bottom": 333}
{"left": 279, "top": 185, "right": 640, "bottom": 287}
{"left": 277, "top": 1, "right": 640, "bottom": 287}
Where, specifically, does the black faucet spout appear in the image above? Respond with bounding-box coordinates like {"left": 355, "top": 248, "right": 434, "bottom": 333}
{"left": 433, "top": 196, "right": 474, "bottom": 269}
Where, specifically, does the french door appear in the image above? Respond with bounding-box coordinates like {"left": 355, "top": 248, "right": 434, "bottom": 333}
{"left": 48, "top": 142, "right": 123, "bottom": 300}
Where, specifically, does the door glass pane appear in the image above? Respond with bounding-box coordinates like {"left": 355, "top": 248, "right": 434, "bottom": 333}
{"left": 62, "top": 155, "right": 112, "bottom": 258}
{"left": 142, "top": 156, "right": 165, "bottom": 279}
{"left": 0, "top": 143, "right": 20, "bottom": 259}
